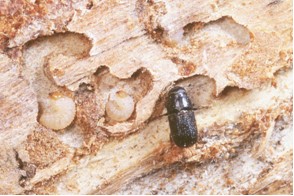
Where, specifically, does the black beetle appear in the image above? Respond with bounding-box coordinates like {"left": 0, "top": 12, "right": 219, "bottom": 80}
{"left": 165, "top": 86, "right": 197, "bottom": 148}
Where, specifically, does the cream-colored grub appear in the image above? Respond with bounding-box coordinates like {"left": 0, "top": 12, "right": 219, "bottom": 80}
{"left": 106, "top": 90, "right": 135, "bottom": 122}
{"left": 39, "top": 94, "right": 76, "bottom": 130}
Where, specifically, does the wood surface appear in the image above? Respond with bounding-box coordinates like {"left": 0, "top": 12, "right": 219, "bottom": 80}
{"left": 0, "top": 0, "right": 292, "bottom": 194}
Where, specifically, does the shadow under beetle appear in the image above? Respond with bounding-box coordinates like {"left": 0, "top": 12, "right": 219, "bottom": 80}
{"left": 165, "top": 86, "right": 197, "bottom": 148}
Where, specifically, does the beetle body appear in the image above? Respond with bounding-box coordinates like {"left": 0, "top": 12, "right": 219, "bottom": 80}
{"left": 166, "top": 86, "right": 197, "bottom": 148}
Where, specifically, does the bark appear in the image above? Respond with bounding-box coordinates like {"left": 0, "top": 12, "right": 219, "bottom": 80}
{"left": 0, "top": 0, "right": 292, "bottom": 194}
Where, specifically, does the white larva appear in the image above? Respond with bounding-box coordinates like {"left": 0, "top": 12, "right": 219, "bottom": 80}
{"left": 106, "top": 90, "right": 135, "bottom": 122}
{"left": 39, "top": 94, "right": 76, "bottom": 130}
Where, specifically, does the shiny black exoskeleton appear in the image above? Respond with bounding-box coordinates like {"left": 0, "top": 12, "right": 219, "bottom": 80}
{"left": 166, "top": 86, "right": 197, "bottom": 148}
